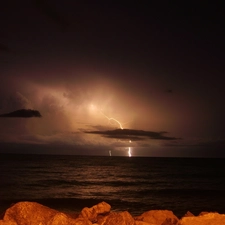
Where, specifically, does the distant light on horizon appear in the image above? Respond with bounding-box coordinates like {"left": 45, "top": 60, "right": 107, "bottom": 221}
{"left": 128, "top": 147, "right": 132, "bottom": 157}
{"left": 128, "top": 140, "right": 132, "bottom": 157}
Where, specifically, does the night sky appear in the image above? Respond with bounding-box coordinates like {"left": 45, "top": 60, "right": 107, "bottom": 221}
{"left": 0, "top": 1, "right": 224, "bottom": 157}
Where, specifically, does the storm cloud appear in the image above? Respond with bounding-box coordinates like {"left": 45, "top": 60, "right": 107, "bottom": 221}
{"left": 84, "top": 129, "right": 180, "bottom": 141}
{"left": 0, "top": 1, "right": 224, "bottom": 156}
{"left": 0, "top": 109, "right": 42, "bottom": 118}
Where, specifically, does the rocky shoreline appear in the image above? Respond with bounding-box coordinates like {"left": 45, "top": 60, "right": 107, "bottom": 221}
{"left": 0, "top": 201, "right": 225, "bottom": 225}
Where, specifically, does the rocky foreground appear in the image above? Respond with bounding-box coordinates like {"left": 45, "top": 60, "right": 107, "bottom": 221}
{"left": 0, "top": 201, "right": 225, "bottom": 225}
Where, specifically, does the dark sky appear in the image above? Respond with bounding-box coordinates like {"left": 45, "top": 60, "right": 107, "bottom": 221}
{"left": 0, "top": 1, "right": 225, "bottom": 157}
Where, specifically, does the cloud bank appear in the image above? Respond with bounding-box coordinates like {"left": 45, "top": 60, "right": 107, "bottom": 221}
{"left": 0, "top": 109, "right": 42, "bottom": 118}
{"left": 85, "top": 128, "right": 180, "bottom": 141}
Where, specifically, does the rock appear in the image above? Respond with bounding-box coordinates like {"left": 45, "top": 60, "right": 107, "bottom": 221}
{"left": 80, "top": 201, "right": 111, "bottom": 223}
{"left": 2, "top": 201, "right": 92, "bottom": 225}
{"left": 198, "top": 211, "right": 216, "bottom": 216}
{"left": 0, "top": 220, "right": 17, "bottom": 225}
{"left": 3, "top": 201, "right": 59, "bottom": 225}
{"left": 119, "top": 211, "right": 135, "bottom": 225}
{"left": 3, "top": 201, "right": 225, "bottom": 225}
{"left": 183, "top": 211, "right": 194, "bottom": 217}
{"left": 48, "top": 212, "right": 91, "bottom": 225}
{"left": 178, "top": 212, "right": 225, "bottom": 225}
{"left": 135, "top": 210, "right": 178, "bottom": 225}
{"left": 135, "top": 221, "right": 153, "bottom": 225}
{"left": 94, "top": 201, "right": 111, "bottom": 214}
{"left": 98, "top": 211, "right": 135, "bottom": 225}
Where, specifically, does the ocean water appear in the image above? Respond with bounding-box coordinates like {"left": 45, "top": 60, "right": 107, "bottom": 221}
{"left": 0, "top": 154, "right": 225, "bottom": 218}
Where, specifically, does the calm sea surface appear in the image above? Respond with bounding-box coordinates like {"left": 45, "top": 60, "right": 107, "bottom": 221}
{"left": 0, "top": 154, "right": 225, "bottom": 218}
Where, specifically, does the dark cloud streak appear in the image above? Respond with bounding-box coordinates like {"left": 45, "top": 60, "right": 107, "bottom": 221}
{"left": 84, "top": 129, "right": 180, "bottom": 141}
{"left": 0, "top": 109, "right": 42, "bottom": 118}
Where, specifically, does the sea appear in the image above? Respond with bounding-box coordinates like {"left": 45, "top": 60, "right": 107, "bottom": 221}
{"left": 0, "top": 154, "right": 225, "bottom": 218}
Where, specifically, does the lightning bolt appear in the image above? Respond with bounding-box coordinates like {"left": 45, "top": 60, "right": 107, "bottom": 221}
{"left": 90, "top": 104, "right": 124, "bottom": 129}
{"left": 100, "top": 110, "right": 124, "bottom": 129}
{"left": 128, "top": 147, "right": 132, "bottom": 157}
{"left": 128, "top": 140, "right": 132, "bottom": 157}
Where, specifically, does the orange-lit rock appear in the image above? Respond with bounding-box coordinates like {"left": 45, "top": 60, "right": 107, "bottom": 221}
{"left": 183, "top": 211, "right": 194, "bottom": 217}
{"left": 0, "top": 220, "right": 17, "bottom": 225}
{"left": 134, "top": 221, "right": 153, "bottom": 225}
{"left": 80, "top": 201, "right": 111, "bottom": 223}
{"left": 135, "top": 210, "right": 178, "bottom": 225}
{"left": 48, "top": 212, "right": 91, "bottom": 225}
{"left": 1, "top": 201, "right": 225, "bottom": 225}
{"left": 98, "top": 211, "right": 135, "bottom": 225}
{"left": 198, "top": 211, "right": 215, "bottom": 216}
{"left": 178, "top": 213, "right": 225, "bottom": 225}
{"left": 1, "top": 201, "right": 90, "bottom": 225}
{"left": 3, "top": 201, "right": 58, "bottom": 225}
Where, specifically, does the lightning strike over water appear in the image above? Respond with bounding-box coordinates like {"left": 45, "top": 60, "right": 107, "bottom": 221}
{"left": 90, "top": 104, "right": 133, "bottom": 157}
{"left": 128, "top": 140, "right": 132, "bottom": 157}
{"left": 128, "top": 147, "right": 132, "bottom": 157}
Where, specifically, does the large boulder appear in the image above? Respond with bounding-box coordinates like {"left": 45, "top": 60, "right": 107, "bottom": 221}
{"left": 48, "top": 212, "right": 91, "bottom": 225}
{"left": 3, "top": 202, "right": 58, "bottom": 225}
{"left": 178, "top": 212, "right": 225, "bottom": 225}
{"left": 98, "top": 211, "right": 135, "bottom": 225}
{"left": 2, "top": 201, "right": 91, "bottom": 225}
{"left": 80, "top": 201, "right": 111, "bottom": 223}
{"left": 0, "top": 220, "right": 17, "bottom": 225}
{"left": 135, "top": 210, "right": 178, "bottom": 225}
{"left": 134, "top": 221, "right": 154, "bottom": 225}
